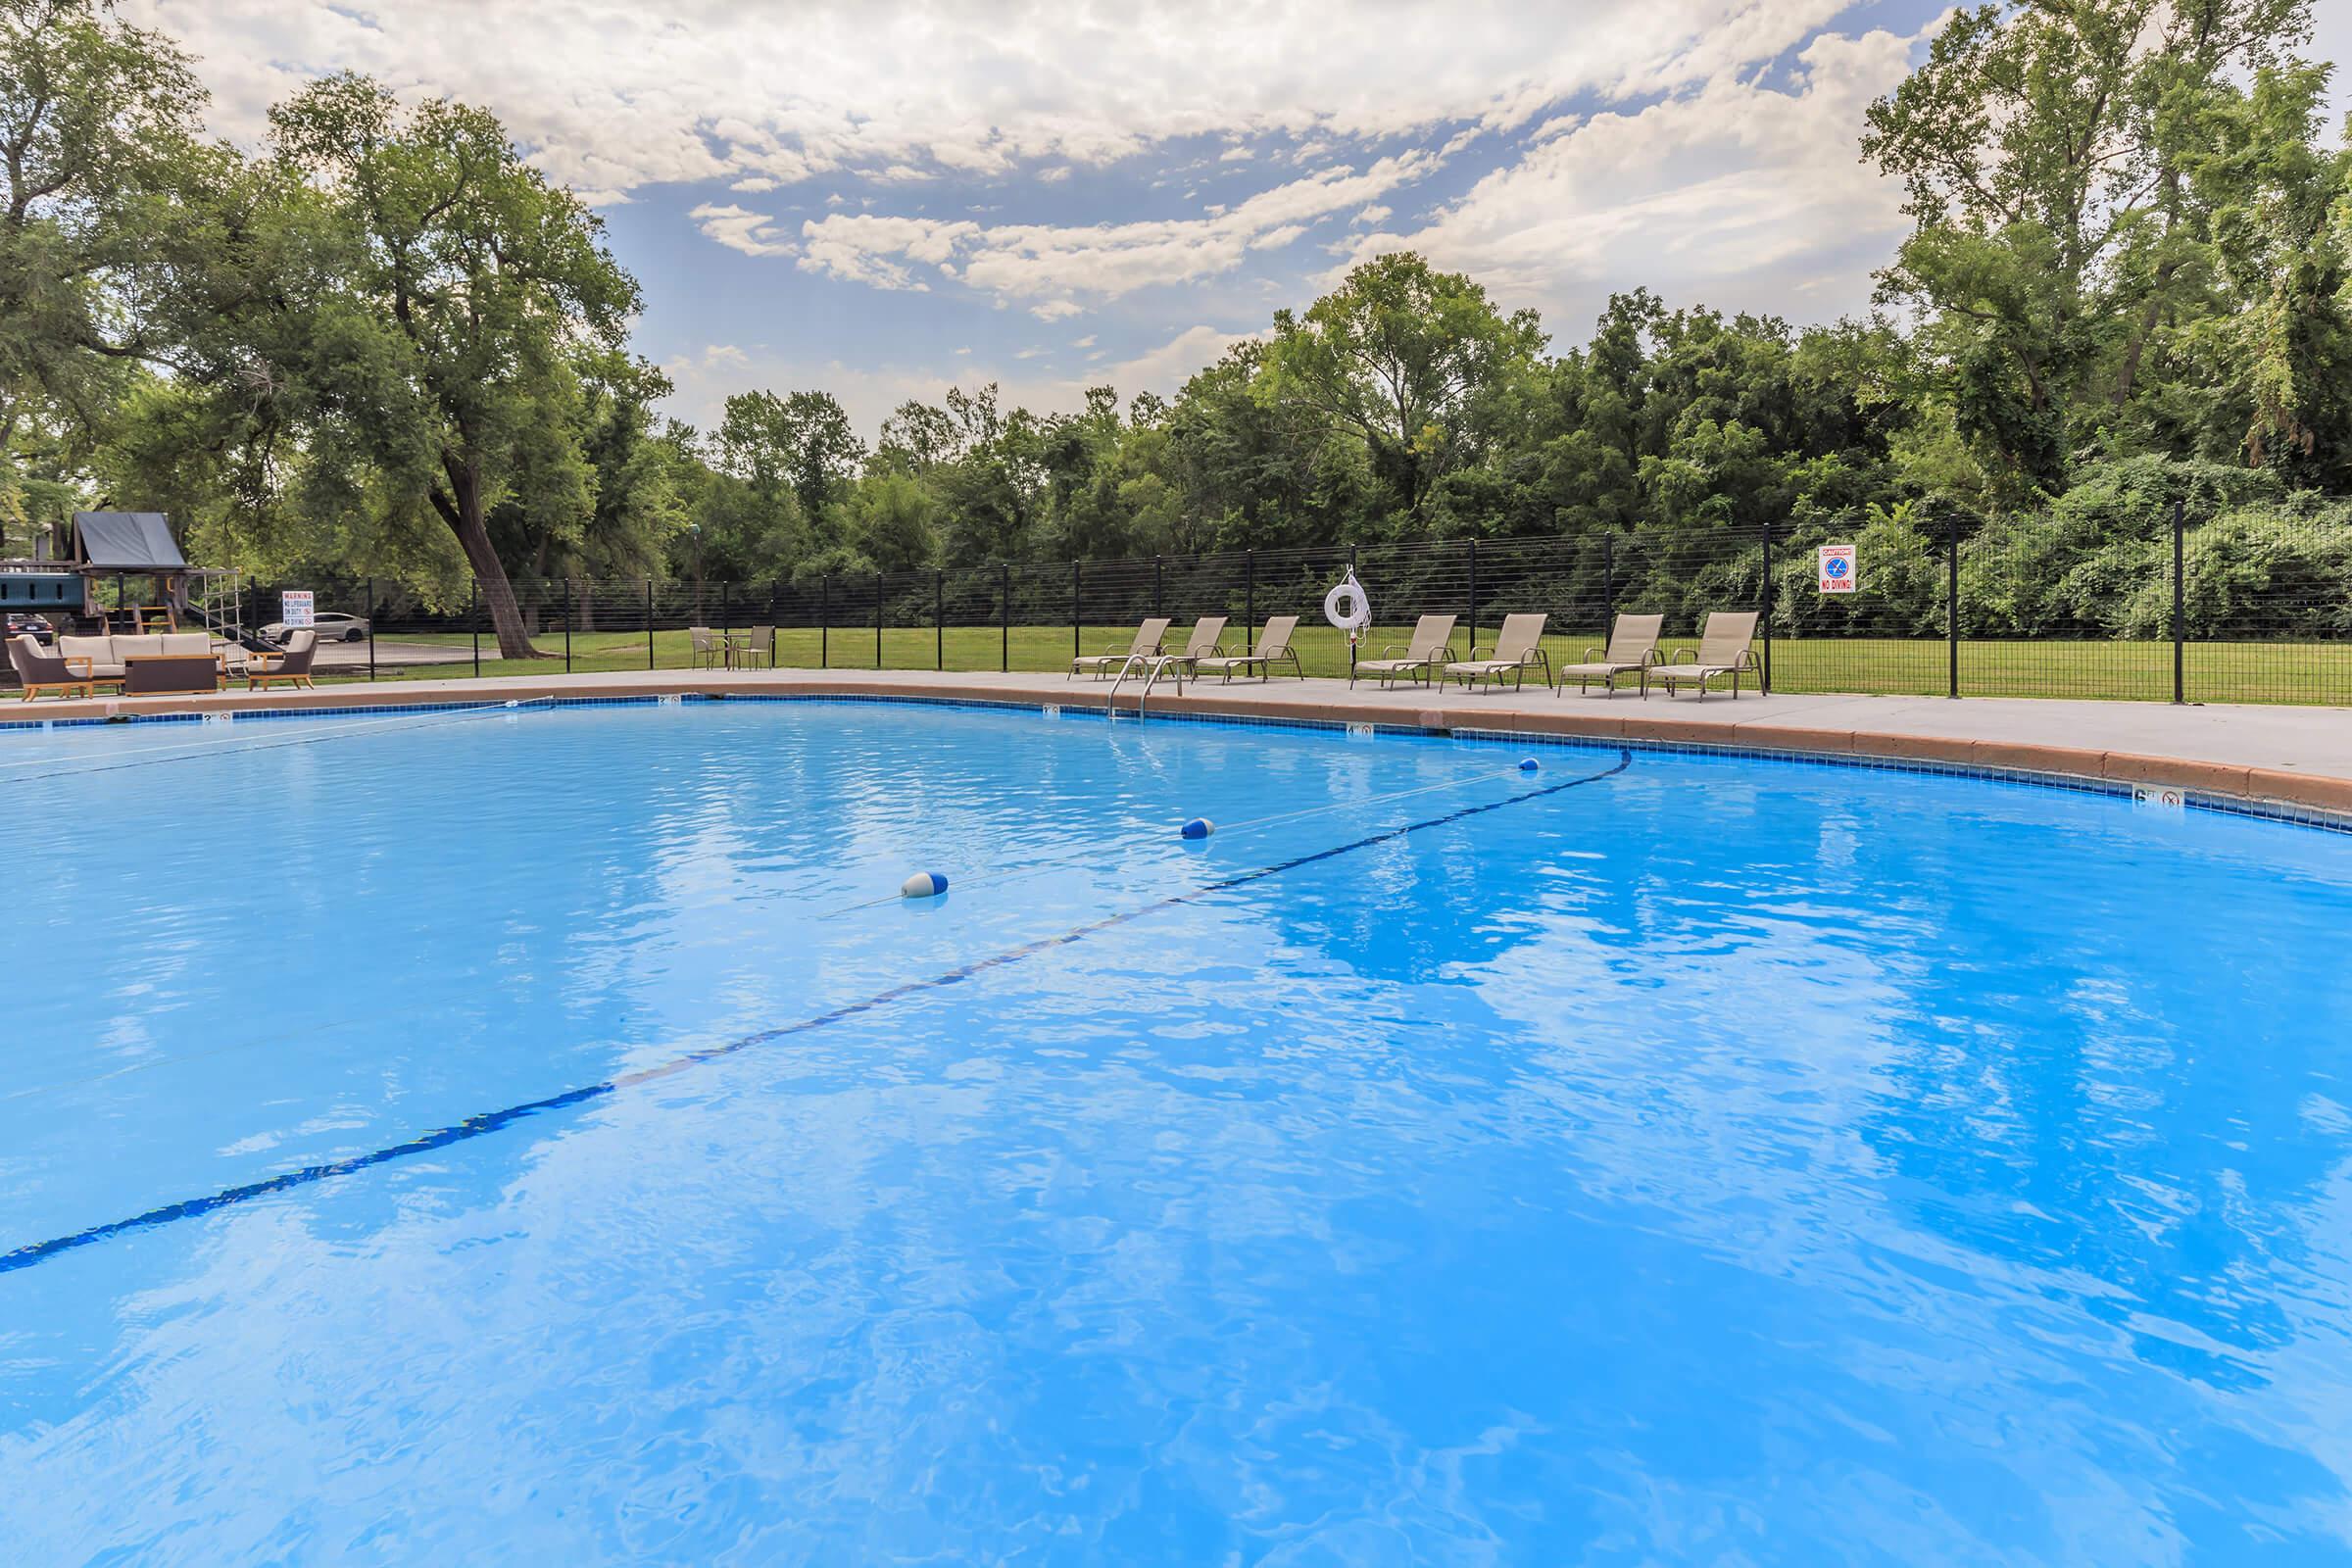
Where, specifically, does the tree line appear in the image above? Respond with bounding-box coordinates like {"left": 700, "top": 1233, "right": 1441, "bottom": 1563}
{"left": 5, "top": 0, "right": 2348, "bottom": 657}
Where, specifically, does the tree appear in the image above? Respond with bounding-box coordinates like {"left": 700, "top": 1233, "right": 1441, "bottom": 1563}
{"left": 0, "top": 0, "right": 210, "bottom": 428}
{"left": 262, "top": 74, "right": 644, "bottom": 658}
{"left": 719, "top": 388, "right": 865, "bottom": 528}
{"left": 1263, "top": 253, "right": 1545, "bottom": 527}
{"left": 1864, "top": 0, "right": 2320, "bottom": 491}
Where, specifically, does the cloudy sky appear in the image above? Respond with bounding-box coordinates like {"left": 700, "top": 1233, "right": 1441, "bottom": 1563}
{"left": 127, "top": 0, "right": 2352, "bottom": 439}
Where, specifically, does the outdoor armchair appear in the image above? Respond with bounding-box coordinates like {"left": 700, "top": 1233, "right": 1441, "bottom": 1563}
{"left": 10, "top": 635, "right": 95, "bottom": 701}
{"left": 246, "top": 627, "right": 319, "bottom": 691}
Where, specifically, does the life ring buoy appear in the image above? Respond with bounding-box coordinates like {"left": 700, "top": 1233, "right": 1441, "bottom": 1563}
{"left": 1324, "top": 571, "right": 1371, "bottom": 632}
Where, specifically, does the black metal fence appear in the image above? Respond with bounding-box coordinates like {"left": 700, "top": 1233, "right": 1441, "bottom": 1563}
{"left": 219, "top": 500, "right": 2351, "bottom": 706}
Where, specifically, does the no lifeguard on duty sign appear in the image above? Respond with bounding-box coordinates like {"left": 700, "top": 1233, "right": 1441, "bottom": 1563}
{"left": 1817, "top": 543, "right": 1857, "bottom": 594}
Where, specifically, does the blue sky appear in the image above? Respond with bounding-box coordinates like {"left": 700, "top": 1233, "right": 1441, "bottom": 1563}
{"left": 134, "top": 0, "right": 2350, "bottom": 438}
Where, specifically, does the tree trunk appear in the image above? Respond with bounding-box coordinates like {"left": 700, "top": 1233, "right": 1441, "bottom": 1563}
{"left": 576, "top": 577, "right": 597, "bottom": 633}
{"left": 435, "top": 459, "right": 547, "bottom": 660}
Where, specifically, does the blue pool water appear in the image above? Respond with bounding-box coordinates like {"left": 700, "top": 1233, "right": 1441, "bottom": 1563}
{"left": 5, "top": 700, "right": 2352, "bottom": 1562}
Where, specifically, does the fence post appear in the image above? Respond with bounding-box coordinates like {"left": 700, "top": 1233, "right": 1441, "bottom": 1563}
{"left": 1758, "top": 521, "right": 1772, "bottom": 695}
{"left": 875, "top": 572, "right": 883, "bottom": 669}
{"left": 935, "top": 568, "right": 944, "bottom": 671}
{"left": 1946, "top": 510, "right": 1960, "bottom": 699}
{"left": 1601, "top": 533, "right": 1614, "bottom": 636}
{"left": 820, "top": 575, "right": 830, "bottom": 668}
{"left": 1072, "top": 560, "right": 1082, "bottom": 661}
{"left": 2172, "top": 496, "right": 2185, "bottom": 705}
{"left": 367, "top": 575, "right": 376, "bottom": 682}
{"left": 470, "top": 580, "right": 480, "bottom": 679}
{"left": 564, "top": 578, "right": 572, "bottom": 673}
{"left": 721, "top": 581, "right": 731, "bottom": 649}
{"left": 1466, "top": 537, "right": 1478, "bottom": 655}
{"left": 645, "top": 578, "right": 655, "bottom": 669}
{"left": 1348, "top": 543, "right": 1357, "bottom": 682}
{"left": 1153, "top": 555, "right": 1163, "bottom": 618}
{"left": 1001, "top": 563, "right": 1010, "bottom": 672}
{"left": 1245, "top": 549, "right": 1255, "bottom": 650}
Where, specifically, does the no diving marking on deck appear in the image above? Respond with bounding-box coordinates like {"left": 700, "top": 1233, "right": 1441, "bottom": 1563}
{"left": 2133, "top": 784, "right": 2187, "bottom": 810}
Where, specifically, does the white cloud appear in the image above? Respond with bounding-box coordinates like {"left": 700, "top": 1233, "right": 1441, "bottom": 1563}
{"left": 1351, "top": 204, "right": 1392, "bottom": 226}
{"left": 1028, "top": 299, "right": 1086, "bottom": 321}
{"left": 729, "top": 176, "right": 779, "bottom": 193}
{"left": 1336, "top": 27, "right": 1922, "bottom": 331}
{"left": 1219, "top": 145, "right": 1255, "bottom": 163}
{"left": 686, "top": 202, "right": 796, "bottom": 258}
{"left": 794, "top": 152, "right": 1439, "bottom": 305}
{"left": 1072, "top": 334, "right": 1097, "bottom": 348}
{"left": 125, "top": 0, "right": 1862, "bottom": 197}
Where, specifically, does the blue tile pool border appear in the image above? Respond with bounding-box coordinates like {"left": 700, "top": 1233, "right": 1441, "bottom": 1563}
{"left": 6, "top": 686, "right": 2348, "bottom": 837}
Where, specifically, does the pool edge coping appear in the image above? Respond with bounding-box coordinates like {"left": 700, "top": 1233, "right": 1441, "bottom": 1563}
{"left": 7, "top": 674, "right": 2350, "bottom": 835}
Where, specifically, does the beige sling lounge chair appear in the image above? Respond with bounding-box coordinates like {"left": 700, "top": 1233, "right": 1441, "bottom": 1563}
{"left": 1069, "top": 617, "right": 1171, "bottom": 679}
{"left": 1193, "top": 615, "right": 1303, "bottom": 682}
{"left": 1653, "top": 612, "right": 1761, "bottom": 699}
{"left": 1351, "top": 614, "right": 1457, "bottom": 689}
{"left": 1552, "top": 612, "right": 1664, "bottom": 697}
{"left": 1446, "top": 612, "right": 1549, "bottom": 692}
{"left": 1167, "top": 615, "right": 1229, "bottom": 673}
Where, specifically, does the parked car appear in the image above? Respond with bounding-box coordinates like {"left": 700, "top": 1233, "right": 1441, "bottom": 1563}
{"left": 258, "top": 612, "right": 369, "bottom": 644}
{"left": 4, "top": 612, "right": 55, "bottom": 645}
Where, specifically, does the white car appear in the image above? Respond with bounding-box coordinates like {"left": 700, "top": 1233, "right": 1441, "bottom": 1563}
{"left": 260, "top": 612, "right": 370, "bottom": 644}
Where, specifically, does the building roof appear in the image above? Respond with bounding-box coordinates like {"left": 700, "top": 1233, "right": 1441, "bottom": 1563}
{"left": 72, "top": 513, "right": 186, "bottom": 571}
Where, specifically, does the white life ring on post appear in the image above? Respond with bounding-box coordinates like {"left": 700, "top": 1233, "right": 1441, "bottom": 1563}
{"left": 1323, "top": 571, "right": 1371, "bottom": 634}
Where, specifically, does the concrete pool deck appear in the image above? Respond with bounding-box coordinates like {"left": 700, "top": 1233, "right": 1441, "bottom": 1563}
{"left": 13, "top": 667, "right": 2352, "bottom": 821}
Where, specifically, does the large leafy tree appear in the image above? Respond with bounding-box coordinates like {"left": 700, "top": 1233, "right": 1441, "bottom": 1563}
{"left": 262, "top": 74, "right": 644, "bottom": 657}
{"left": 1263, "top": 253, "right": 1545, "bottom": 529}
{"left": 0, "top": 0, "right": 211, "bottom": 484}
{"left": 1864, "top": 0, "right": 2319, "bottom": 494}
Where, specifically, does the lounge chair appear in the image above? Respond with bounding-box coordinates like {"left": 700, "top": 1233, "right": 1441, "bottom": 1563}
{"left": 1652, "top": 612, "right": 1761, "bottom": 699}
{"left": 1445, "top": 612, "right": 1549, "bottom": 692}
{"left": 1351, "top": 614, "right": 1458, "bottom": 689}
{"left": 1165, "top": 615, "right": 1229, "bottom": 674}
{"left": 1552, "top": 612, "right": 1664, "bottom": 698}
{"left": 1069, "top": 616, "right": 1171, "bottom": 679}
{"left": 9, "top": 635, "right": 95, "bottom": 701}
{"left": 1193, "top": 614, "right": 1303, "bottom": 682}
{"left": 246, "top": 627, "right": 318, "bottom": 691}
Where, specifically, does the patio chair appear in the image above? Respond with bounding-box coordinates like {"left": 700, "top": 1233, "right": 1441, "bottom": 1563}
{"left": 1552, "top": 612, "right": 1664, "bottom": 698}
{"left": 729, "top": 626, "right": 775, "bottom": 669}
{"left": 1069, "top": 617, "right": 1171, "bottom": 679}
{"left": 9, "top": 635, "right": 94, "bottom": 701}
{"left": 1652, "top": 612, "right": 1761, "bottom": 700}
{"left": 1193, "top": 615, "right": 1303, "bottom": 682}
{"left": 246, "top": 627, "right": 318, "bottom": 691}
{"left": 1166, "top": 615, "right": 1229, "bottom": 674}
{"left": 1351, "top": 614, "right": 1457, "bottom": 689}
{"left": 1445, "top": 612, "right": 1549, "bottom": 692}
{"left": 688, "top": 626, "right": 722, "bottom": 669}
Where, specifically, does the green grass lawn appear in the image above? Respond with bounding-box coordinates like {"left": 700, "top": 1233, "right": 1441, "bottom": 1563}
{"left": 331, "top": 623, "right": 2352, "bottom": 706}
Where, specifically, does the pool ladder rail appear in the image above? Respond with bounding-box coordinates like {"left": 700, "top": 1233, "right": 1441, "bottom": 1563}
{"left": 1105, "top": 650, "right": 1188, "bottom": 719}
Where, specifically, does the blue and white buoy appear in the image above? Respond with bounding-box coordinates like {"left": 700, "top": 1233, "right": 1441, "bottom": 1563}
{"left": 900, "top": 870, "right": 950, "bottom": 899}
{"left": 1519, "top": 756, "right": 1541, "bottom": 771}
{"left": 1180, "top": 817, "right": 1215, "bottom": 840}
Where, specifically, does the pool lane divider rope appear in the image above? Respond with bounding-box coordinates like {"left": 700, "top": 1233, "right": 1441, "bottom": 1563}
{"left": 0, "top": 748, "right": 1633, "bottom": 1277}
{"left": 0, "top": 698, "right": 560, "bottom": 785}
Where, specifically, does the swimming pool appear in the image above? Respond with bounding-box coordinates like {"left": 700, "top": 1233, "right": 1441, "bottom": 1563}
{"left": 5, "top": 699, "right": 2351, "bottom": 1561}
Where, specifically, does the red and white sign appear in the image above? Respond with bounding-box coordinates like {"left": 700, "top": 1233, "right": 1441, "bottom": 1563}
{"left": 279, "top": 589, "right": 316, "bottom": 627}
{"left": 1817, "top": 544, "right": 1857, "bottom": 594}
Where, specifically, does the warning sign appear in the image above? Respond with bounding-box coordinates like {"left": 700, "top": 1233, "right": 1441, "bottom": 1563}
{"left": 280, "top": 589, "right": 316, "bottom": 627}
{"left": 1817, "top": 544, "right": 1857, "bottom": 594}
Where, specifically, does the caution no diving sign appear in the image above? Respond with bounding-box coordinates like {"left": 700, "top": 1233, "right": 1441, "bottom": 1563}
{"left": 1817, "top": 544, "right": 1857, "bottom": 594}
